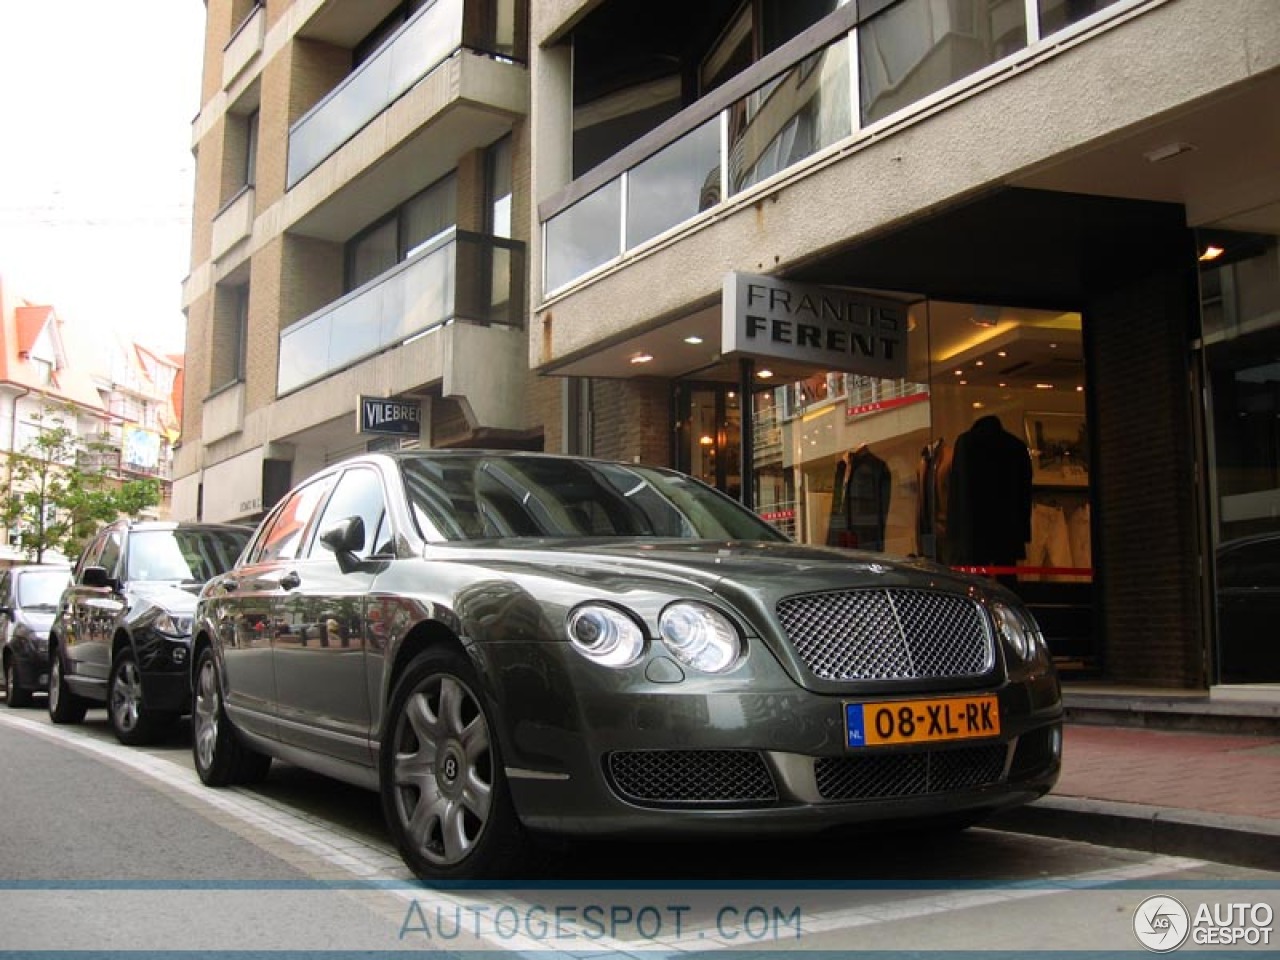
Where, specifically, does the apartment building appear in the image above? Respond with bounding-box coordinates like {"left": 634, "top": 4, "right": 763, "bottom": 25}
{"left": 177, "top": 0, "right": 550, "bottom": 525}
{"left": 181, "top": 0, "right": 1279, "bottom": 690}
{"left": 526, "top": 0, "right": 1279, "bottom": 690}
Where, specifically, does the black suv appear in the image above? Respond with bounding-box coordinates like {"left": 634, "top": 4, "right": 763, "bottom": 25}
{"left": 48, "top": 520, "right": 251, "bottom": 744}
{"left": 1, "top": 564, "right": 71, "bottom": 707}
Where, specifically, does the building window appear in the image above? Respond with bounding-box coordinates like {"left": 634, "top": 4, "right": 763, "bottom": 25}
{"left": 213, "top": 282, "right": 249, "bottom": 389}
{"left": 345, "top": 174, "right": 457, "bottom": 292}
{"left": 486, "top": 136, "right": 513, "bottom": 239}
{"left": 242, "top": 108, "right": 258, "bottom": 189}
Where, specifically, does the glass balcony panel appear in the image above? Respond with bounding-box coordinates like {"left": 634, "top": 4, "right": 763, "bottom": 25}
{"left": 544, "top": 179, "right": 622, "bottom": 292}
{"left": 728, "top": 39, "right": 852, "bottom": 196}
{"left": 858, "top": 0, "right": 1027, "bottom": 126}
{"left": 287, "top": 0, "right": 465, "bottom": 187}
{"left": 625, "top": 118, "right": 722, "bottom": 249}
{"left": 279, "top": 233, "right": 522, "bottom": 394}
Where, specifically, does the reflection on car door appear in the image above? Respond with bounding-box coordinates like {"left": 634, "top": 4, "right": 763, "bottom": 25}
{"left": 273, "top": 467, "right": 387, "bottom": 767}
{"left": 216, "top": 476, "right": 336, "bottom": 741}
{"left": 67, "top": 529, "right": 125, "bottom": 688}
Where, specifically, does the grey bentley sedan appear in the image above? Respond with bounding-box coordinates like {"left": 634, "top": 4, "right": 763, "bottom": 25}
{"left": 192, "top": 451, "right": 1062, "bottom": 882}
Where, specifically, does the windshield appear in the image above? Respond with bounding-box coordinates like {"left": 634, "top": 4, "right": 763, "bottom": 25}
{"left": 399, "top": 455, "right": 790, "bottom": 543}
{"left": 125, "top": 528, "right": 250, "bottom": 583}
{"left": 15, "top": 569, "right": 70, "bottom": 608}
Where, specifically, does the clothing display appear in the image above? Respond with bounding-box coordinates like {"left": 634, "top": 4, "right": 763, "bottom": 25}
{"left": 826, "top": 446, "right": 891, "bottom": 551}
{"left": 945, "top": 414, "right": 1033, "bottom": 567}
{"left": 915, "top": 437, "right": 952, "bottom": 561}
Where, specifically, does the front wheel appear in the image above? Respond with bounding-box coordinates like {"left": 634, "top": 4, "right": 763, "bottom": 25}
{"left": 379, "top": 648, "right": 528, "bottom": 882}
{"left": 192, "top": 646, "right": 271, "bottom": 786}
{"left": 5, "top": 657, "right": 32, "bottom": 708}
{"left": 108, "top": 648, "right": 175, "bottom": 746}
{"left": 48, "top": 649, "right": 87, "bottom": 724}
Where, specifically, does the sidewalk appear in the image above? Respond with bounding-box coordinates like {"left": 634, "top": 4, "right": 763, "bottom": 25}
{"left": 988, "top": 689, "right": 1280, "bottom": 871}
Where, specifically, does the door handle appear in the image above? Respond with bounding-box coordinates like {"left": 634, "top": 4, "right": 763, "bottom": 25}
{"left": 279, "top": 571, "right": 301, "bottom": 591}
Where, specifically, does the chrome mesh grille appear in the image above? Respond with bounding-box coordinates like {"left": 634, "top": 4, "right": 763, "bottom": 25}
{"left": 814, "top": 744, "right": 1008, "bottom": 801}
{"left": 608, "top": 750, "right": 777, "bottom": 805}
{"left": 776, "top": 589, "right": 994, "bottom": 681}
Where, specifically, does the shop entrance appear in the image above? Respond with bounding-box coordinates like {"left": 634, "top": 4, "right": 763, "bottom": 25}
{"left": 673, "top": 382, "right": 741, "bottom": 498}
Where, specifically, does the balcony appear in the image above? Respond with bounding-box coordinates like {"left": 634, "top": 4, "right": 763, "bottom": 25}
{"left": 222, "top": 3, "right": 265, "bottom": 90}
{"left": 540, "top": 0, "right": 1144, "bottom": 296}
{"left": 278, "top": 230, "right": 525, "bottom": 396}
{"left": 211, "top": 187, "right": 255, "bottom": 262}
{"left": 287, "top": 0, "right": 528, "bottom": 189}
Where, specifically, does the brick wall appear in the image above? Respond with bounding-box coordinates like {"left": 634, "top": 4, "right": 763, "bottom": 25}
{"left": 1088, "top": 265, "right": 1204, "bottom": 686}
{"left": 590, "top": 379, "right": 671, "bottom": 467}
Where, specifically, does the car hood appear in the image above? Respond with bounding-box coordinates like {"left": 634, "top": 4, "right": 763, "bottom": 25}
{"left": 127, "top": 581, "right": 201, "bottom": 613}
{"left": 435, "top": 538, "right": 982, "bottom": 597}
{"left": 16, "top": 608, "right": 57, "bottom": 631}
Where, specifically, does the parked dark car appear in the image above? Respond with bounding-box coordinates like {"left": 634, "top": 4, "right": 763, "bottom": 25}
{"left": 193, "top": 451, "right": 1063, "bottom": 882}
{"left": 1, "top": 564, "right": 71, "bottom": 707}
{"left": 48, "top": 519, "right": 252, "bottom": 744}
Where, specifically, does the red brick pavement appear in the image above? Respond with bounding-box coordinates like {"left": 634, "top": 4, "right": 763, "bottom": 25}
{"left": 1055, "top": 725, "right": 1280, "bottom": 820}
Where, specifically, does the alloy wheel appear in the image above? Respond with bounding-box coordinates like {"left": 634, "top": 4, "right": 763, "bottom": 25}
{"left": 110, "top": 658, "right": 144, "bottom": 733}
{"left": 390, "top": 673, "right": 494, "bottom": 866}
{"left": 193, "top": 658, "right": 220, "bottom": 772}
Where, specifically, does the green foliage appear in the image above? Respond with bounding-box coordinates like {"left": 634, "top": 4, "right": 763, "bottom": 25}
{"left": 1, "top": 405, "right": 162, "bottom": 563}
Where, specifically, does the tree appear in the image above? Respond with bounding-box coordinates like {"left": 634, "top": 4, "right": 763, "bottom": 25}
{"left": 1, "top": 406, "right": 161, "bottom": 564}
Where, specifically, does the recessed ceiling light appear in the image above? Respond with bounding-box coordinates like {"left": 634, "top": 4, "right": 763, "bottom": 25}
{"left": 630, "top": 353, "right": 653, "bottom": 364}
{"left": 699, "top": 435, "right": 714, "bottom": 445}
{"left": 757, "top": 369, "right": 774, "bottom": 379}
{"left": 1035, "top": 383, "right": 1053, "bottom": 390}
{"left": 1199, "top": 245, "right": 1225, "bottom": 262}
{"left": 972, "top": 401, "right": 984, "bottom": 410}
{"left": 998, "top": 382, "right": 1007, "bottom": 388}
{"left": 997, "top": 351, "right": 1008, "bottom": 358}
{"left": 683, "top": 335, "right": 704, "bottom": 344}
{"left": 1076, "top": 385, "right": 1084, "bottom": 392}
{"left": 959, "top": 380, "right": 968, "bottom": 385}
{"left": 954, "top": 369, "right": 963, "bottom": 376}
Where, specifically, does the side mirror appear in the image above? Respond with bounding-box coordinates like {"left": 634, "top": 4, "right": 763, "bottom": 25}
{"left": 82, "top": 566, "right": 112, "bottom": 589}
{"left": 319, "top": 516, "right": 366, "bottom": 556}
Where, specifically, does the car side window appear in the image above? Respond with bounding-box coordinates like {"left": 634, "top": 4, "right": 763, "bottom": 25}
{"left": 94, "top": 532, "right": 125, "bottom": 580}
{"left": 254, "top": 476, "right": 336, "bottom": 564}
{"left": 307, "top": 467, "right": 389, "bottom": 560}
{"left": 0, "top": 572, "right": 11, "bottom": 608}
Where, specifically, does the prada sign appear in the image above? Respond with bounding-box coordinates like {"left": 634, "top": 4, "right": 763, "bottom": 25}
{"left": 357, "top": 396, "right": 422, "bottom": 436}
{"left": 722, "top": 273, "right": 908, "bottom": 379}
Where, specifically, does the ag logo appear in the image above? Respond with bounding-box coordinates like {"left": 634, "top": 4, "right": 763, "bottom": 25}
{"left": 1134, "top": 895, "right": 1190, "bottom": 952}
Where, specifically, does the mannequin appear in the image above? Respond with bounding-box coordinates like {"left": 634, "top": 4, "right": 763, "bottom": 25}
{"left": 946, "top": 415, "right": 1032, "bottom": 570}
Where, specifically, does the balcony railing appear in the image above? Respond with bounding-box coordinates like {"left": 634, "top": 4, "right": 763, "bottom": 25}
{"left": 286, "top": 0, "right": 528, "bottom": 188}
{"left": 277, "top": 230, "right": 525, "bottom": 396}
{"left": 541, "top": 0, "right": 1130, "bottom": 295}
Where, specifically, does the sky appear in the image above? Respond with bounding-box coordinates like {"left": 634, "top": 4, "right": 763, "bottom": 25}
{"left": 0, "top": 1, "right": 207, "bottom": 356}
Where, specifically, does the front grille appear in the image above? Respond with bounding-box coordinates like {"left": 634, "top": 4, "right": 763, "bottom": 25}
{"left": 814, "top": 743, "right": 1008, "bottom": 801}
{"left": 607, "top": 750, "right": 777, "bottom": 805}
{"left": 776, "top": 589, "right": 994, "bottom": 681}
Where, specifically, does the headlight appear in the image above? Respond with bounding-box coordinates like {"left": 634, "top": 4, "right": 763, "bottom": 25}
{"left": 566, "top": 604, "right": 645, "bottom": 667}
{"left": 154, "top": 612, "right": 194, "bottom": 637}
{"left": 991, "top": 601, "right": 1046, "bottom": 663}
{"left": 658, "top": 602, "right": 742, "bottom": 674}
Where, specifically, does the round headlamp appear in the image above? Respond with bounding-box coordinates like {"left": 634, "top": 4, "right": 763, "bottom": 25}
{"left": 658, "top": 602, "right": 741, "bottom": 674}
{"left": 992, "top": 601, "right": 1045, "bottom": 663}
{"left": 566, "top": 604, "right": 645, "bottom": 667}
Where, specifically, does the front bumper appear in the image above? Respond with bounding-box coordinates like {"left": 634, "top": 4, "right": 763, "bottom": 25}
{"left": 481, "top": 641, "right": 1063, "bottom": 837}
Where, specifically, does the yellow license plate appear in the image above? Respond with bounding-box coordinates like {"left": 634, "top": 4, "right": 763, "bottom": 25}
{"left": 845, "top": 695, "right": 1000, "bottom": 747}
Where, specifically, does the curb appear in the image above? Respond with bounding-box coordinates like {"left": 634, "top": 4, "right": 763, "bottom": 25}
{"left": 986, "top": 796, "right": 1280, "bottom": 871}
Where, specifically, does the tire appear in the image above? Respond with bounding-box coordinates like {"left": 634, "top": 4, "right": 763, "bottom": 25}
{"left": 192, "top": 646, "right": 271, "bottom": 787}
{"left": 380, "top": 648, "right": 529, "bottom": 882}
{"left": 108, "top": 648, "right": 174, "bottom": 746}
{"left": 48, "top": 648, "right": 88, "bottom": 725}
{"left": 5, "top": 656, "right": 33, "bottom": 709}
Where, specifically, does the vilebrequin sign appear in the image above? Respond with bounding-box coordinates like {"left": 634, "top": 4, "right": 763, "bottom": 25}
{"left": 722, "top": 272, "right": 908, "bottom": 379}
